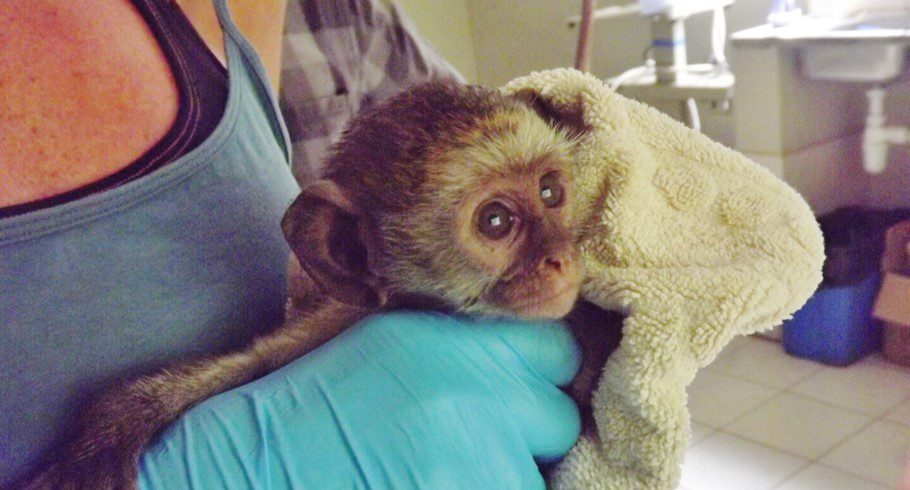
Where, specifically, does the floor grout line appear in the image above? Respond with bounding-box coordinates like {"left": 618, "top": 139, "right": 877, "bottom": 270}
{"left": 714, "top": 409, "right": 875, "bottom": 464}
{"left": 811, "top": 417, "right": 879, "bottom": 462}
{"left": 769, "top": 460, "right": 813, "bottom": 490}
{"left": 713, "top": 426, "right": 810, "bottom": 462}
{"left": 701, "top": 426, "right": 893, "bottom": 488}
{"left": 882, "top": 392, "right": 910, "bottom": 426}
{"left": 814, "top": 461, "right": 897, "bottom": 488}
{"left": 781, "top": 380, "right": 910, "bottom": 419}
{"left": 686, "top": 342, "right": 910, "bottom": 489}
{"left": 683, "top": 427, "right": 892, "bottom": 489}
{"left": 710, "top": 388, "right": 787, "bottom": 431}
{"left": 778, "top": 388, "right": 891, "bottom": 419}
{"left": 704, "top": 359, "right": 824, "bottom": 392}
{"left": 700, "top": 352, "right": 910, "bottom": 420}
{"left": 814, "top": 415, "right": 904, "bottom": 486}
{"left": 712, "top": 368, "right": 897, "bottom": 471}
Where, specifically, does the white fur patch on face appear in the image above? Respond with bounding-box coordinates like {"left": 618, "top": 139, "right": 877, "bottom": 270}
{"left": 434, "top": 108, "right": 578, "bottom": 200}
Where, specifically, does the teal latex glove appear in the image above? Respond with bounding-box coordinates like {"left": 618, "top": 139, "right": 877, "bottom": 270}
{"left": 138, "top": 311, "right": 581, "bottom": 489}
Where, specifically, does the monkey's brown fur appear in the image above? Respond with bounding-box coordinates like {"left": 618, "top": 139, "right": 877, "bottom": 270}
{"left": 18, "top": 80, "right": 622, "bottom": 489}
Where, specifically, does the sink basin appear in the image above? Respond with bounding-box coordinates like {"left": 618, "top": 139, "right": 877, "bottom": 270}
{"left": 800, "top": 14, "right": 910, "bottom": 82}
{"left": 837, "top": 15, "right": 910, "bottom": 31}
{"left": 802, "top": 41, "right": 907, "bottom": 82}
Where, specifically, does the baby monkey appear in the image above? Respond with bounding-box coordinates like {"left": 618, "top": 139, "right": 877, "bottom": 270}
{"left": 21, "top": 80, "right": 622, "bottom": 489}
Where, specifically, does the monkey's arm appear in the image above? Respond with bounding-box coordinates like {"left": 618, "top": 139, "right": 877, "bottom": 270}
{"left": 20, "top": 297, "right": 367, "bottom": 490}
{"left": 565, "top": 301, "right": 624, "bottom": 436}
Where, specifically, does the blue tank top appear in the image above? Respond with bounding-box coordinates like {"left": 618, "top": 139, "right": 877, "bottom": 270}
{"left": 0, "top": 1, "right": 299, "bottom": 484}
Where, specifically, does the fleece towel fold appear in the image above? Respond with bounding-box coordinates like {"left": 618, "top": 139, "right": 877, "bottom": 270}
{"left": 501, "top": 69, "right": 824, "bottom": 489}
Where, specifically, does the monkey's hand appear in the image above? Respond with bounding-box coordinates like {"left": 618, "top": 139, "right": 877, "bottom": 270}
{"left": 138, "top": 312, "right": 582, "bottom": 488}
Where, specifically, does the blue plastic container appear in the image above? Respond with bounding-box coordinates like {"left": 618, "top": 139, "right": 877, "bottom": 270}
{"left": 783, "top": 272, "right": 883, "bottom": 366}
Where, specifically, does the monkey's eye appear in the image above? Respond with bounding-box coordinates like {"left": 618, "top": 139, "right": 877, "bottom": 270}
{"left": 539, "top": 172, "right": 564, "bottom": 208}
{"left": 476, "top": 201, "right": 515, "bottom": 240}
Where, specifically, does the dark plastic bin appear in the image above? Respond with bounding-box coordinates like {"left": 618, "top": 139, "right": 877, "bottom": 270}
{"left": 783, "top": 272, "right": 882, "bottom": 365}
{"left": 781, "top": 207, "right": 910, "bottom": 365}
{"left": 818, "top": 207, "right": 880, "bottom": 286}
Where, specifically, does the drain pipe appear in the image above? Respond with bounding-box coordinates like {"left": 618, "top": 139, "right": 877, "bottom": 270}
{"left": 864, "top": 86, "right": 910, "bottom": 174}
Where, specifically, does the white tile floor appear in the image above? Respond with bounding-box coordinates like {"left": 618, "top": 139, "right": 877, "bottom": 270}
{"left": 680, "top": 335, "right": 910, "bottom": 490}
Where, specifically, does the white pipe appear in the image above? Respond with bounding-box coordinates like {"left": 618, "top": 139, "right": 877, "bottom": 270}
{"left": 864, "top": 86, "right": 910, "bottom": 174}
{"left": 711, "top": 6, "right": 727, "bottom": 66}
{"left": 609, "top": 64, "right": 655, "bottom": 90}
{"left": 609, "top": 63, "right": 721, "bottom": 91}
{"left": 685, "top": 98, "right": 702, "bottom": 132}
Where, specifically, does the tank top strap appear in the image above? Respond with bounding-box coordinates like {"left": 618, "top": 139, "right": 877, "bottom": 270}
{"left": 213, "top": 0, "right": 291, "bottom": 164}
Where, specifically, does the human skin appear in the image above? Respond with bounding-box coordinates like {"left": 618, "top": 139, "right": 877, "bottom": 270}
{"left": 0, "top": 0, "right": 286, "bottom": 207}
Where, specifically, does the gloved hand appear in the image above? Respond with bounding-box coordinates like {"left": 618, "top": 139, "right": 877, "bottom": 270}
{"left": 138, "top": 311, "right": 581, "bottom": 489}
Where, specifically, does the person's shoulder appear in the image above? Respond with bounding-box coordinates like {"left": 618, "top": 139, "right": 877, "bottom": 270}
{"left": 0, "top": 1, "right": 178, "bottom": 206}
{"left": 198, "top": 0, "right": 286, "bottom": 89}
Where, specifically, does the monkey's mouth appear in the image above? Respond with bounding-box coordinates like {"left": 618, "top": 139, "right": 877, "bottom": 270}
{"left": 494, "top": 280, "right": 581, "bottom": 320}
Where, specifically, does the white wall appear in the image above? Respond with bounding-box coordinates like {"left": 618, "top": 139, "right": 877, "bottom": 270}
{"left": 467, "top": 1, "right": 581, "bottom": 87}
{"left": 396, "top": 0, "right": 479, "bottom": 82}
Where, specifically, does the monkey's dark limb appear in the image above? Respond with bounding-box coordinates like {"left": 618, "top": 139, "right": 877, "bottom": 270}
{"left": 18, "top": 297, "right": 369, "bottom": 490}
{"left": 565, "top": 301, "right": 624, "bottom": 437}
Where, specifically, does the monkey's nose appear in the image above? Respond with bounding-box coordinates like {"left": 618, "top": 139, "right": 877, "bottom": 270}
{"left": 541, "top": 256, "right": 563, "bottom": 273}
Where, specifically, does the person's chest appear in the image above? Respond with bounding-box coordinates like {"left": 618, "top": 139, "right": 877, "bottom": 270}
{"left": 0, "top": 0, "right": 181, "bottom": 207}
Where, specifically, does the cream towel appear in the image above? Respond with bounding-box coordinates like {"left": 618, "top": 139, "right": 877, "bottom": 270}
{"left": 501, "top": 69, "right": 824, "bottom": 489}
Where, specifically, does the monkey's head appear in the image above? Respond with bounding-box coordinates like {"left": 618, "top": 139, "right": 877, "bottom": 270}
{"left": 282, "top": 80, "right": 583, "bottom": 320}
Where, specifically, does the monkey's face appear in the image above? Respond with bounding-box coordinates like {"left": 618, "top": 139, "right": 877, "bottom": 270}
{"left": 458, "top": 166, "right": 581, "bottom": 319}
{"left": 380, "top": 107, "right": 583, "bottom": 320}
{"left": 282, "top": 82, "right": 585, "bottom": 319}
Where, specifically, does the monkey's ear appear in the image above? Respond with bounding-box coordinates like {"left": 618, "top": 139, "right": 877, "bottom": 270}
{"left": 281, "top": 181, "right": 385, "bottom": 309}
{"left": 512, "top": 89, "right": 589, "bottom": 138}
